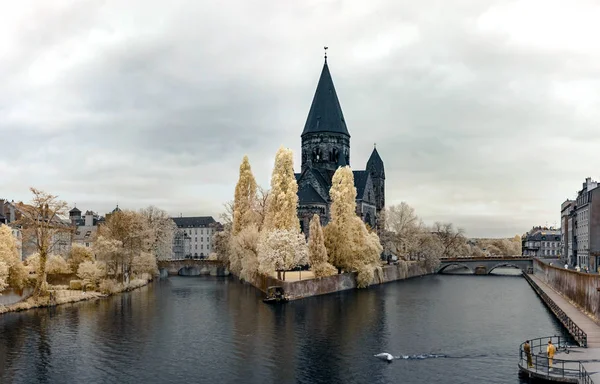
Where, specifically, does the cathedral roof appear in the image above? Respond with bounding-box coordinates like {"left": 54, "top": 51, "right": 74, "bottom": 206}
{"left": 297, "top": 183, "right": 327, "bottom": 204}
{"left": 353, "top": 170, "right": 368, "bottom": 199}
{"left": 301, "top": 59, "right": 350, "bottom": 138}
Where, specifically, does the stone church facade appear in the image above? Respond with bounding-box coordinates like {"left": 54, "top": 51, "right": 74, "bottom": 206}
{"left": 295, "top": 56, "right": 385, "bottom": 235}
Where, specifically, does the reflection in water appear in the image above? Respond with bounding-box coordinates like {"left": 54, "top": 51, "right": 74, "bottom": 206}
{"left": 0, "top": 275, "right": 570, "bottom": 384}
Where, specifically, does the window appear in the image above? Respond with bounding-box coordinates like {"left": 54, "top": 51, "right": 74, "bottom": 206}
{"left": 201, "top": 229, "right": 204, "bottom": 235}
{"left": 85, "top": 242, "right": 90, "bottom": 247}
{"left": 201, "top": 245, "right": 204, "bottom": 249}
{"left": 195, "top": 244, "right": 197, "bottom": 250}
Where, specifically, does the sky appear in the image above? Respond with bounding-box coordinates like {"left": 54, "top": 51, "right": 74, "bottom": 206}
{"left": 1, "top": 0, "right": 600, "bottom": 238}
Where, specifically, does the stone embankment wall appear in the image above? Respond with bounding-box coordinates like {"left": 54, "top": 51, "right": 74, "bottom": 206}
{"left": 248, "top": 261, "right": 429, "bottom": 301}
{"left": 0, "top": 288, "right": 33, "bottom": 306}
{"left": 533, "top": 259, "right": 600, "bottom": 320}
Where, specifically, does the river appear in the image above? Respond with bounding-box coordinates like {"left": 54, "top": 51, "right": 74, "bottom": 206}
{"left": 0, "top": 271, "right": 569, "bottom": 384}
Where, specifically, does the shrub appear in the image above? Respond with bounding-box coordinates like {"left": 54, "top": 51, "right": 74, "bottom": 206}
{"left": 98, "top": 279, "right": 121, "bottom": 295}
{"left": 67, "top": 244, "right": 94, "bottom": 272}
{"left": 77, "top": 261, "right": 105, "bottom": 286}
{"left": 356, "top": 265, "right": 375, "bottom": 288}
{"left": 49, "top": 285, "right": 69, "bottom": 290}
{"left": 47, "top": 255, "right": 71, "bottom": 274}
{"left": 312, "top": 262, "right": 337, "bottom": 278}
{"left": 0, "top": 260, "right": 8, "bottom": 293}
{"left": 69, "top": 280, "right": 83, "bottom": 290}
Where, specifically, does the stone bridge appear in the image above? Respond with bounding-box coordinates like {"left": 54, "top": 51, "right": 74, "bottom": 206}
{"left": 157, "top": 259, "right": 229, "bottom": 277}
{"left": 437, "top": 257, "right": 533, "bottom": 275}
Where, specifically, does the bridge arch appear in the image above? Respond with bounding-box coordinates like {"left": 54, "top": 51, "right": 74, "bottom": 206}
{"left": 487, "top": 263, "right": 525, "bottom": 274}
{"left": 437, "top": 263, "right": 474, "bottom": 274}
{"left": 178, "top": 266, "right": 201, "bottom": 276}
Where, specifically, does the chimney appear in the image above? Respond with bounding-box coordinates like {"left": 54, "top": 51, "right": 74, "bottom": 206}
{"left": 85, "top": 211, "right": 94, "bottom": 226}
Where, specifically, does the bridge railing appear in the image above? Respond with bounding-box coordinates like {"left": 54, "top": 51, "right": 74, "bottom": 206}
{"left": 440, "top": 256, "right": 532, "bottom": 261}
{"left": 519, "top": 336, "right": 593, "bottom": 382}
{"left": 523, "top": 274, "right": 588, "bottom": 347}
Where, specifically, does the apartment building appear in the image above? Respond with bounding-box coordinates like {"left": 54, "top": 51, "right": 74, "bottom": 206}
{"left": 521, "top": 227, "right": 562, "bottom": 258}
{"left": 172, "top": 216, "right": 222, "bottom": 258}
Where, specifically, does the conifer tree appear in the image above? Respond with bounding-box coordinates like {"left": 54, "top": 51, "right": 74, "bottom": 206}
{"left": 324, "top": 166, "right": 382, "bottom": 287}
{"left": 258, "top": 147, "right": 307, "bottom": 280}
{"left": 308, "top": 214, "right": 336, "bottom": 278}
{"left": 263, "top": 147, "right": 299, "bottom": 232}
{"left": 232, "top": 156, "right": 258, "bottom": 235}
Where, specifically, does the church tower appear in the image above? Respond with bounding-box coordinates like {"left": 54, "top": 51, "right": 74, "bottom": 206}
{"left": 300, "top": 54, "right": 351, "bottom": 174}
{"left": 367, "top": 146, "right": 385, "bottom": 229}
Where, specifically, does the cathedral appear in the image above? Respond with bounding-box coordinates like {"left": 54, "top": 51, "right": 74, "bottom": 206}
{"left": 295, "top": 55, "right": 385, "bottom": 235}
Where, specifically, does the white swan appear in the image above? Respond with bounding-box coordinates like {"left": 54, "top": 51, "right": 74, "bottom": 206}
{"left": 374, "top": 353, "right": 394, "bottom": 361}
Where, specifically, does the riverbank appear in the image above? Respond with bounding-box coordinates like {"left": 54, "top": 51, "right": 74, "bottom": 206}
{"left": 245, "top": 260, "right": 431, "bottom": 300}
{"left": 0, "top": 277, "right": 152, "bottom": 315}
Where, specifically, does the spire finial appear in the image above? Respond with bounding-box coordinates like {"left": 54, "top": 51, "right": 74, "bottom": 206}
{"left": 324, "top": 46, "right": 328, "bottom": 62}
{"left": 374, "top": 142, "right": 376, "bottom": 148}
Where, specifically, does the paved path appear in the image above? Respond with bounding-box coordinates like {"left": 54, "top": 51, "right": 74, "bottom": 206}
{"left": 529, "top": 274, "right": 600, "bottom": 381}
{"left": 529, "top": 274, "right": 600, "bottom": 348}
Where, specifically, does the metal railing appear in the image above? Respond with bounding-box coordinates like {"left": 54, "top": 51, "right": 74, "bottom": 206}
{"left": 519, "top": 336, "right": 593, "bottom": 383}
{"left": 523, "top": 273, "right": 588, "bottom": 347}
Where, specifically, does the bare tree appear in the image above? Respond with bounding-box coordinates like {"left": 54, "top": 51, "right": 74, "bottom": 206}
{"left": 14, "top": 188, "right": 70, "bottom": 297}
{"left": 255, "top": 186, "right": 270, "bottom": 231}
{"left": 220, "top": 200, "right": 234, "bottom": 228}
{"left": 433, "top": 222, "right": 466, "bottom": 258}
{"left": 385, "top": 203, "right": 421, "bottom": 258}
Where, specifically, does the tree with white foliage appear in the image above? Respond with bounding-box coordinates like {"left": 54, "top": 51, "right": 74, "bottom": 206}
{"left": 257, "top": 229, "right": 308, "bottom": 281}
{"left": 67, "top": 244, "right": 94, "bottom": 272}
{"left": 93, "top": 235, "right": 123, "bottom": 278}
{"left": 77, "top": 260, "right": 105, "bottom": 286}
{"left": 232, "top": 156, "right": 258, "bottom": 235}
{"left": 230, "top": 225, "right": 260, "bottom": 281}
{"left": 96, "top": 210, "right": 146, "bottom": 282}
{"left": 257, "top": 147, "right": 307, "bottom": 280}
{"left": 324, "top": 166, "right": 382, "bottom": 287}
{"left": 131, "top": 251, "right": 157, "bottom": 275}
{"left": 46, "top": 255, "right": 70, "bottom": 274}
{"left": 0, "top": 224, "right": 28, "bottom": 290}
{"left": 15, "top": 188, "right": 70, "bottom": 298}
{"left": 324, "top": 166, "right": 360, "bottom": 271}
{"left": 308, "top": 215, "right": 336, "bottom": 278}
{"left": 139, "top": 206, "right": 177, "bottom": 260}
{"left": 0, "top": 261, "right": 8, "bottom": 293}
{"left": 263, "top": 147, "right": 299, "bottom": 232}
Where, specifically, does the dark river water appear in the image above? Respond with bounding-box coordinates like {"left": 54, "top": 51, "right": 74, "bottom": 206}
{"left": 0, "top": 271, "right": 569, "bottom": 384}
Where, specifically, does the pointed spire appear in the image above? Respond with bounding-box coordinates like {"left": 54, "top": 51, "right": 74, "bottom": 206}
{"left": 367, "top": 146, "right": 384, "bottom": 176}
{"left": 301, "top": 51, "right": 350, "bottom": 137}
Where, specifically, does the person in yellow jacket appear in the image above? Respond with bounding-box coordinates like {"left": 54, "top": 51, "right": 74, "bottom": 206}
{"left": 547, "top": 339, "right": 556, "bottom": 371}
{"left": 524, "top": 340, "right": 533, "bottom": 368}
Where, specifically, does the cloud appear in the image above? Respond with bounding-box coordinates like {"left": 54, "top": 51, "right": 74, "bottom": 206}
{"left": 1, "top": 0, "right": 599, "bottom": 237}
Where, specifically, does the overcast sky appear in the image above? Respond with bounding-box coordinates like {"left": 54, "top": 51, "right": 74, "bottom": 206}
{"left": 1, "top": 0, "right": 599, "bottom": 237}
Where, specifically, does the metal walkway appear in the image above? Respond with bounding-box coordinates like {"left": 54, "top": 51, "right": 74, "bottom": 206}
{"left": 524, "top": 274, "right": 600, "bottom": 383}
